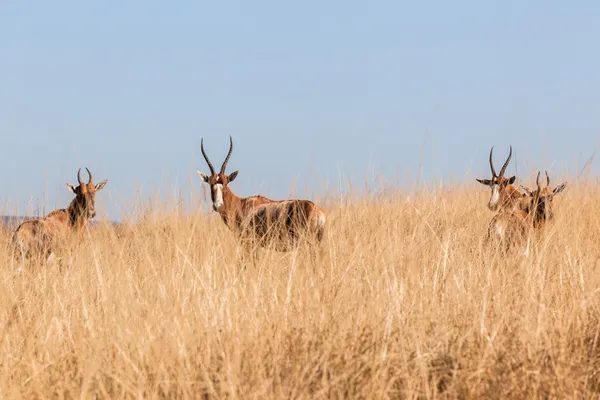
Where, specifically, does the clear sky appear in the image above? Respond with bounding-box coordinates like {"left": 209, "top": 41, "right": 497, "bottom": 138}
{"left": 1, "top": 1, "right": 599, "bottom": 220}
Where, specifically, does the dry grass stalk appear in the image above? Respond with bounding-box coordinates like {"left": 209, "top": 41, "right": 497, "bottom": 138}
{"left": 0, "top": 180, "right": 598, "bottom": 398}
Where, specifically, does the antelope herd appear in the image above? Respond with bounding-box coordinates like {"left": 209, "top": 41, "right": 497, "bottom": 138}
{"left": 9, "top": 139, "right": 566, "bottom": 267}
{"left": 476, "top": 146, "right": 567, "bottom": 251}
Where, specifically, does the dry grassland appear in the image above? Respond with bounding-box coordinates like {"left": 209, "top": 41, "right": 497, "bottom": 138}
{"left": 1, "top": 180, "right": 600, "bottom": 398}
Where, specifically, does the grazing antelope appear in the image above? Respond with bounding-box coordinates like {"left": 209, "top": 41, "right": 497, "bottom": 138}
{"left": 12, "top": 168, "right": 108, "bottom": 265}
{"left": 520, "top": 171, "right": 567, "bottom": 229}
{"left": 197, "top": 136, "right": 327, "bottom": 262}
{"left": 476, "top": 146, "right": 527, "bottom": 212}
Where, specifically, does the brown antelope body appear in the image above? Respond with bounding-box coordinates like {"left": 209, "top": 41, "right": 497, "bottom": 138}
{"left": 12, "top": 168, "right": 107, "bottom": 263}
{"left": 486, "top": 208, "right": 530, "bottom": 248}
{"left": 476, "top": 146, "right": 531, "bottom": 246}
{"left": 198, "top": 137, "right": 327, "bottom": 256}
{"left": 521, "top": 171, "right": 567, "bottom": 230}
{"left": 485, "top": 170, "right": 566, "bottom": 251}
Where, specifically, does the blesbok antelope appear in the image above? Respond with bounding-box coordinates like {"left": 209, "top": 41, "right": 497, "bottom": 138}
{"left": 197, "top": 136, "right": 327, "bottom": 263}
{"left": 485, "top": 171, "right": 566, "bottom": 251}
{"left": 476, "top": 145, "right": 529, "bottom": 249}
{"left": 12, "top": 168, "right": 108, "bottom": 265}
{"left": 520, "top": 171, "right": 567, "bottom": 229}
{"left": 476, "top": 146, "right": 527, "bottom": 212}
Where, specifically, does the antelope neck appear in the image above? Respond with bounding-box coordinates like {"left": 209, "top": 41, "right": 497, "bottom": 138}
{"left": 66, "top": 198, "right": 89, "bottom": 229}
{"left": 216, "top": 185, "right": 241, "bottom": 227}
{"left": 503, "top": 185, "right": 524, "bottom": 208}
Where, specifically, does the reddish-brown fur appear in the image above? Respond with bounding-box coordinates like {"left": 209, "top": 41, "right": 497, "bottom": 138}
{"left": 486, "top": 171, "right": 567, "bottom": 250}
{"left": 486, "top": 208, "right": 531, "bottom": 249}
{"left": 476, "top": 146, "right": 527, "bottom": 212}
{"left": 198, "top": 137, "right": 327, "bottom": 256}
{"left": 520, "top": 171, "right": 567, "bottom": 230}
{"left": 477, "top": 146, "right": 531, "bottom": 247}
{"left": 12, "top": 168, "right": 107, "bottom": 263}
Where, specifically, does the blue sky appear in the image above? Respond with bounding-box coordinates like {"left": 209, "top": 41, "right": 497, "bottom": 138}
{"left": 1, "top": 1, "right": 599, "bottom": 220}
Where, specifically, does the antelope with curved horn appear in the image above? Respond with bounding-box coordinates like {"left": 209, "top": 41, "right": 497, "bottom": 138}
{"left": 12, "top": 168, "right": 108, "bottom": 264}
{"left": 520, "top": 171, "right": 567, "bottom": 229}
{"left": 476, "top": 146, "right": 526, "bottom": 212}
{"left": 476, "top": 145, "right": 530, "bottom": 248}
{"left": 485, "top": 170, "right": 567, "bottom": 251}
{"left": 197, "top": 137, "right": 327, "bottom": 263}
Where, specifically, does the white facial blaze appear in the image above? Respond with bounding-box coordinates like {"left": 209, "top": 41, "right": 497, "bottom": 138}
{"left": 488, "top": 184, "right": 500, "bottom": 210}
{"left": 213, "top": 184, "right": 224, "bottom": 211}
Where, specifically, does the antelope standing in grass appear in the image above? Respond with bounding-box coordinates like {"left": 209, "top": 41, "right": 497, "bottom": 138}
{"left": 520, "top": 171, "right": 567, "bottom": 229}
{"left": 197, "top": 136, "right": 327, "bottom": 264}
{"left": 484, "top": 170, "right": 566, "bottom": 251}
{"left": 476, "top": 146, "right": 531, "bottom": 247}
{"left": 12, "top": 168, "right": 107, "bottom": 265}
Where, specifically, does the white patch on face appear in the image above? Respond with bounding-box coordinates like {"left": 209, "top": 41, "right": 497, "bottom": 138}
{"left": 213, "top": 184, "right": 224, "bottom": 211}
{"left": 488, "top": 184, "right": 500, "bottom": 210}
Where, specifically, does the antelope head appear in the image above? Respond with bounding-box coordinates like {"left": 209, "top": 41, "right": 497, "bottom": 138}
{"left": 197, "top": 136, "right": 239, "bottom": 212}
{"left": 476, "top": 146, "right": 517, "bottom": 211}
{"left": 65, "top": 168, "right": 108, "bottom": 219}
{"left": 520, "top": 171, "right": 567, "bottom": 224}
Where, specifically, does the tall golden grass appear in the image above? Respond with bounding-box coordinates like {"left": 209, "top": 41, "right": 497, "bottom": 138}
{"left": 1, "top": 179, "right": 600, "bottom": 398}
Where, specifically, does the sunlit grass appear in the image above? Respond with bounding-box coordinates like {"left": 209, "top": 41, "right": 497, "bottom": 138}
{"left": 1, "top": 179, "right": 599, "bottom": 398}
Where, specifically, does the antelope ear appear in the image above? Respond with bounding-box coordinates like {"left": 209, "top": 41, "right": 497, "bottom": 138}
{"left": 95, "top": 180, "right": 108, "bottom": 191}
{"left": 553, "top": 182, "right": 567, "bottom": 195}
{"left": 520, "top": 185, "right": 533, "bottom": 196}
{"left": 476, "top": 178, "right": 491, "bottom": 186}
{"left": 508, "top": 176, "right": 516, "bottom": 184}
{"left": 197, "top": 171, "right": 210, "bottom": 183}
{"left": 228, "top": 170, "right": 239, "bottom": 182}
{"left": 66, "top": 182, "right": 77, "bottom": 194}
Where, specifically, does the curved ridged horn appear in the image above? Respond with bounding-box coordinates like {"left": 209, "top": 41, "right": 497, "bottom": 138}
{"left": 536, "top": 171, "right": 541, "bottom": 190}
{"left": 77, "top": 168, "right": 84, "bottom": 186}
{"left": 86, "top": 167, "right": 93, "bottom": 183}
{"left": 545, "top": 171, "right": 550, "bottom": 187}
{"left": 201, "top": 138, "right": 216, "bottom": 175}
{"left": 499, "top": 145, "right": 512, "bottom": 177}
{"left": 220, "top": 135, "right": 233, "bottom": 174}
{"left": 489, "top": 147, "right": 497, "bottom": 178}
